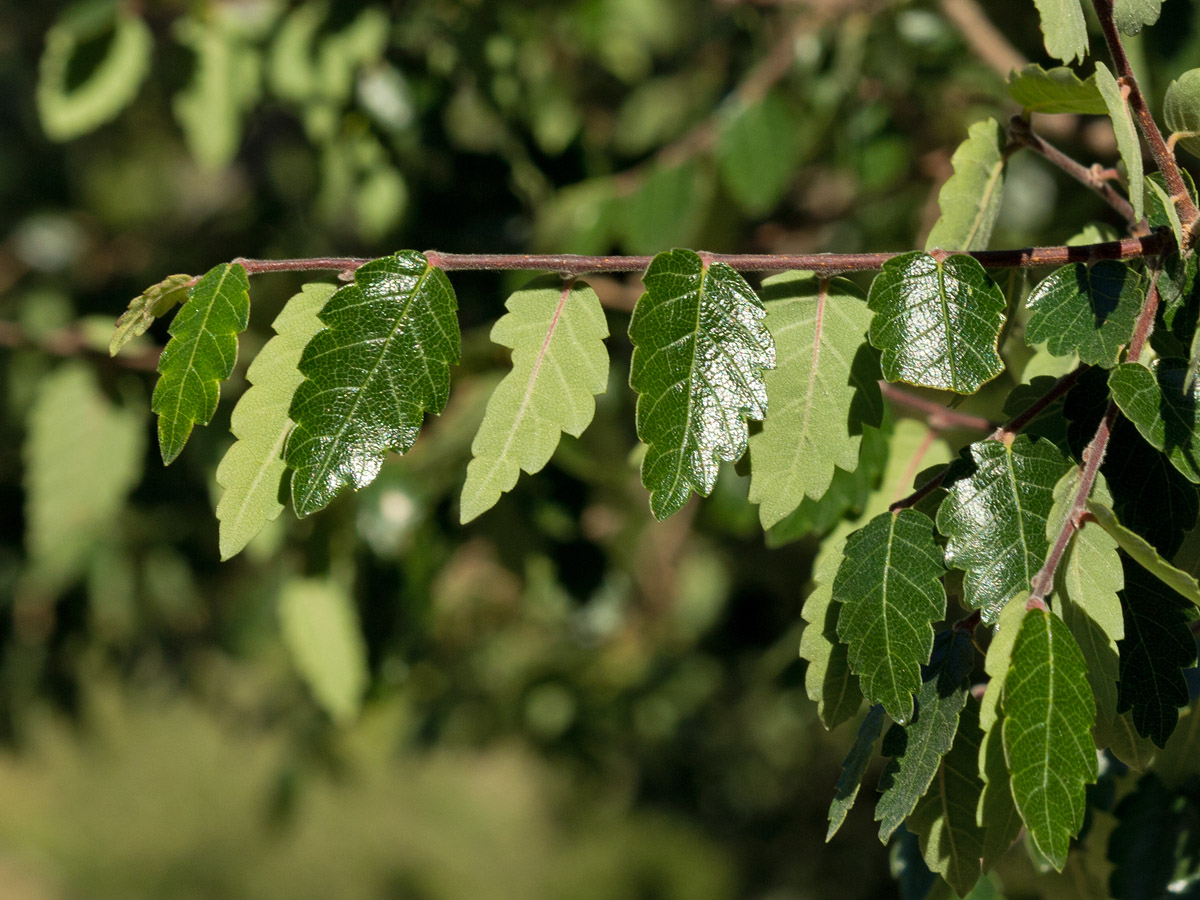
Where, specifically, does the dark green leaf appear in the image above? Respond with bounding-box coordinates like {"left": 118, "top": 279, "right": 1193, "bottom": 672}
{"left": 867, "top": 252, "right": 1007, "bottom": 394}
{"left": 1110, "top": 359, "right": 1200, "bottom": 484}
{"left": 875, "top": 630, "right": 975, "bottom": 842}
{"left": 1096, "top": 62, "right": 1144, "bottom": 222}
{"left": 1107, "top": 773, "right": 1179, "bottom": 900}
{"left": 151, "top": 262, "right": 250, "bottom": 464}
{"left": 1165, "top": 68, "right": 1200, "bottom": 159}
{"left": 110, "top": 273, "right": 192, "bottom": 356}
{"left": 828, "top": 704, "right": 885, "bottom": 840}
{"left": 924, "top": 118, "right": 1006, "bottom": 253}
{"left": 937, "top": 436, "right": 1072, "bottom": 622}
{"left": 1087, "top": 500, "right": 1200, "bottom": 606}
{"left": 1001, "top": 375, "right": 1071, "bottom": 453}
{"left": 629, "top": 249, "right": 775, "bottom": 519}
{"left": 1007, "top": 64, "right": 1107, "bottom": 115}
{"left": 978, "top": 597, "right": 1026, "bottom": 870}
{"left": 801, "top": 537, "right": 865, "bottom": 730}
{"left": 1032, "top": 0, "right": 1088, "bottom": 64}
{"left": 1024, "top": 262, "right": 1144, "bottom": 367}
{"left": 286, "top": 251, "right": 460, "bottom": 517}
{"left": 1156, "top": 703, "right": 1200, "bottom": 786}
{"left": 834, "top": 510, "right": 947, "bottom": 724}
{"left": 1002, "top": 607, "right": 1098, "bottom": 870}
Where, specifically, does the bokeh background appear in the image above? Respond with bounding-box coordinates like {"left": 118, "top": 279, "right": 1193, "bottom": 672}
{"left": 1, "top": 1, "right": 1198, "bottom": 898}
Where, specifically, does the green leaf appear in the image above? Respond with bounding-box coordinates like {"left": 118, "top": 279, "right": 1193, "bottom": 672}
{"left": 1107, "top": 773, "right": 1181, "bottom": 900}
{"left": 1007, "top": 64, "right": 1107, "bottom": 115}
{"left": 1156, "top": 703, "right": 1200, "bottom": 786}
{"left": 1032, "top": 0, "right": 1089, "bottom": 64}
{"left": 749, "top": 272, "right": 881, "bottom": 528}
{"left": 717, "top": 91, "right": 802, "bottom": 217}
{"left": 1086, "top": 499, "right": 1200, "bottom": 606}
{"left": 1095, "top": 62, "right": 1144, "bottom": 223}
{"left": 1110, "top": 359, "right": 1200, "bottom": 484}
{"left": 286, "top": 251, "right": 460, "bottom": 517}
{"left": 110, "top": 274, "right": 193, "bottom": 356}
{"left": 1002, "top": 607, "right": 1098, "bottom": 870}
{"left": 1024, "top": 262, "right": 1144, "bottom": 367}
{"left": 938, "top": 436, "right": 1072, "bottom": 622}
{"left": 278, "top": 578, "right": 369, "bottom": 724}
{"left": 460, "top": 277, "right": 609, "bottom": 523}
{"left": 867, "top": 252, "right": 1007, "bottom": 394}
{"left": 151, "top": 262, "right": 251, "bottom": 465}
{"left": 924, "top": 118, "right": 1006, "bottom": 253}
{"left": 628, "top": 249, "right": 775, "bottom": 519}
{"left": 907, "top": 701, "right": 986, "bottom": 897}
{"left": 801, "top": 537, "right": 865, "bottom": 730}
{"left": 1116, "top": 561, "right": 1197, "bottom": 747}
{"left": 621, "top": 163, "right": 713, "bottom": 255}
{"left": 1113, "top": 0, "right": 1164, "bottom": 35}
{"left": 834, "top": 510, "right": 946, "bottom": 725}
{"left": 1094, "top": 709, "right": 1159, "bottom": 771}
{"left": 1165, "top": 68, "right": 1200, "bottom": 159}
{"left": 827, "top": 704, "right": 885, "bottom": 840}
{"left": 215, "top": 283, "right": 333, "bottom": 560}
{"left": 875, "top": 630, "right": 975, "bottom": 842}
{"left": 24, "top": 362, "right": 144, "bottom": 591}
{"left": 37, "top": 2, "right": 152, "bottom": 141}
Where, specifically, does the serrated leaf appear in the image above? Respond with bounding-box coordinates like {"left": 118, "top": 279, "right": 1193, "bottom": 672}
{"left": 925, "top": 118, "right": 1006, "bottom": 253}
{"left": 1095, "top": 62, "right": 1144, "bottom": 223}
{"left": 801, "top": 537, "right": 865, "bottom": 730}
{"left": 215, "top": 283, "right": 333, "bottom": 560}
{"left": 1007, "top": 64, "right": 1107, "bottom": 115}
{"left": 1116, "top": 561, "right": 1197, "bottom": 746}
{"left": 875, "top": 630, "right": 975, "bottom": 842}
{"left": 1165, "top": 68, "right": 1200, "bottom": 159}
{"left": 828, "top": 704, "right": 885, "bottom": 840}
{"left": 24, "top": 362, "right": 144, "bottom": 591}
{"left": 907, "top": 701, "right": 986, "bottom": 896}
{"left": 717, "top": 91, "right": 802, "bottom": 217}
{"left": 938, "top": 436, "right": 1072, "bottom": 622}
{"left": 867, "top": 252, "right": 1007, "bottom": 394}
{"left": 151, "top": 262, "right": 251, "bottom": 465}
{"left": 279, "top": 578, "right": 368, "bottom": 724}
{"left": 110, "top": 274, "right": 192, "bottom": 356}
{"left": 1032, "top": 0, "right": 1089, "bottom": 64}
{"left": 833, "top": 510, "right": 946, "bottom": 724}
{"left": 1110, "top": 358, "right": 1200, "bottom": 484}
{"left": 749, "top": 272, "right": 880, "bottom": 527}
{"left": 460, "top": 277, "right": 609, "bottom": 523}
{"left": 1094, "top": 709, "right": 1159, "bottom": 770}
{"left": 37, "top": 2, "right": 152, "bottom": 141}
{"left": 1113, "top": 0, "right": 1164, "bottom": 35}
{"left": 285, "top": 251, "right": 459, "bottom": 517}
{"left": 1002, "top": 607, "right": 1098, "bottom": 870}
{"left": 628, "top": 249, "right": 775, "bottom": 519}
{"left": 1024, "top": 262, "right": 1144, "bottom": 367}
{"left": 1087, "top": 499, "right": 1200, "bottom": 606}
{"left": 1107, "top": 773, "right": 1180, "bottom": 900}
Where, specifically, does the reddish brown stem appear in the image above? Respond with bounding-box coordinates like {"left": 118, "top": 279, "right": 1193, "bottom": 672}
{"left": 990, "top": 366, "right": 1087, "bottom": 443}
{"left": 880, "top": 381, "right": 996, "bottom": 432}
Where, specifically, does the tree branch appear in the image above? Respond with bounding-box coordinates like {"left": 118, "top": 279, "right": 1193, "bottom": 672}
{"left": 0, "top": 319, "right": 159, "bottom": 370}
{"left": 879, "top": 381, "right": 996, "bottom": 432}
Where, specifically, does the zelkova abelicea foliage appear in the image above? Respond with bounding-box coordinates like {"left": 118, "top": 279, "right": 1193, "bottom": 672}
{"left": 103, "top": 0, "right": 1200, "bottom": 894}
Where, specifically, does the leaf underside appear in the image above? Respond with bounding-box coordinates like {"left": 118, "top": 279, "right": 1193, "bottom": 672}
{"left": 1007, "top": 64, "right": 1107, "bottom": 115}
{"left": 1096, "top": 61, "right": 1145, "bottom": 222}
{"left": 801, "top": 537, "right": 865, "bottom": 730}
{"left": 1032, "top": 0, "right": 1089, "bottom": 64}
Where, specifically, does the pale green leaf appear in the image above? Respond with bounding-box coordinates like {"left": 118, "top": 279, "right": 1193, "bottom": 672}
{"left": 110, "top": 274, "right": 192, "bottom": 356}
{"left": 1095, "top": 62, "right": 1144, "bottom": 222}
{"left": 279, "top": 578, "right": 369, "bottom": 724}
{"left": 1165, "top": 68, "right": 1200, "bottom": 159}
{"left": 461, "top": 277, "right": 609, "bottom": 523}
{"left": 215, "top": 283, "right": 333, "bottom": 560}
{"left": 833, "top": 510, "right": 947, "bottom": 724}
{"left": 717, "top": 91, "right": 802, "bottom": 217}
{"left": 1087, "top": 499, "right": 1200, "bottom": 606}
{"left": 1032, "top": 0, "right": 1089, "bottom": 63}
{"left": 1007, "top": 65, "right": 1107, "bottom": 115}
{"left": 628, "top": 249, "right": 775, "bottom": 519}
{"left": 801, "top": 536, "right": 864, "bottom": 730}
{"left": 1155, "top": 703, "right": 1200, "bottom": 787}
{"left": 748, "top": 272, "right": 880, "bottom": 528}
{"left": 1094, "top": 709, "right": 1158, "bottom": 771}
{"left": 925, "top": 118, "right": 1006, "bottom": 253}
{"left": 1113, "top": 0, "right": 1164, "bottom": 35}
{"left": 621, "top": 163, "right": 713, "bottom": 255}
{"left": 827, "top": 704, "right": 884, "bottom": 840}
{"left": 1024, "top": 261, "right": 1144, "bottom": 367}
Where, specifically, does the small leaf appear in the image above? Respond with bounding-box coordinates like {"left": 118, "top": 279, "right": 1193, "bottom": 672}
{"left": 215, "top": 283, "right": 333, "bottom": 560}
{"left": 1165, "top": 68, "right": 1200, "bottom": 159}
{"left": 1024, "top": 262, "right": 1144, "bottom": 367}
{"left": 925, "top": 118, "right": 1006, "bottom": 253}
{"left": 37, "top": 2, "right": 153, "bottom": 141}
{"left": 938, "top": 436, "right": 1072, "bottom": 622}
{"left": 286, "top": 251, "right": 460, "bottom": 517}
{"left": 875, "top": 630, "right": 975, "bottom": 842}
{"left": 867, "top": 252, "right": 1007, "bottom": 394}
{"left": 1116, "top": 561, "right": 1197, "bottom": 747}
{"left": 1032, "top": 0, "right": 1089, "bottom": 64}
{"left": 1002, "top": 607, "right": 1098, "bottom": 870}
{"left": 110, "top": 274, "right": 192, "bottom": 356}
{"left": 151, "top": 262, "right": 251, "bottom": 465}
{"left": 1094, "top": 709, "right": 1159, "bottom": 771}
{"left": 460, "top": 277, "right": 609, "bottom": 523}
{"left": 628, "top": 249, "right": 775, "bottom": 519}
{"left": 834, "top": 510, "right": 946, "bottom": 725}
{"left": 1109, "top": 359, "right": 1200, "bottom": 484}
{"left": 717, "top": 91, "right": 802, "bottom": 217}
{"left": 1087, "top": 499, "right": 1200, "bottom": 606}
{"left": 1113, "top": 0, "right": 1164, "bottom": 35}
{"left": 749, "top": 272, "right": 881, "bottom": 527}
{"left": 278, "top": 578, "right": 369, "bottom": 724}
{"left": 827, "top": 704, "right": 885, "bottom": 840}
{"left": 1095, "top": 62, "right": 1144, "bottom": 223}
{"left": 1007, "top": 64, "right": 1107, "bottom": 115}
{"left": 1146, "top": 176, "right": 1185, "bottom": 254}
{"left": 801, "top": 537, "right": 865, "bottom": 730}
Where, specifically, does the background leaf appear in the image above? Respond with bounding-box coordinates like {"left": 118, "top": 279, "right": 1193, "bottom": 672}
{"left": 1164, "top": 68, "right": 1200, "bottom": 159}
{"left": 827, "top": 705, "right": 885, "bottom": 840}
{"left": 800, "top": 537, "right": 865, "bottom": 730}
{"left": 1024, "top": 262, "right": 1144, "bottom": 367}
{"left": 629, "top": 249, "right": 775, "bottom": 520}
{"left": 1107, "top": 773, "right": 1182, "bottom": 900}
{"left": 717, "top": 91, "right": 803, "bottom": 217}
{"left": 460, "top": 277, "right": 609, "bottom": 523}
{"left": 1095, "top": 62, "right": 1144, "bottom": 222}
{"left": 867, "top": 252, "right": 1006, "bottom": 394}
{"left": 1110, "top": 359, "right": 1200, "bottom": 485}
{"left": 215, "top": 283, "right": 333, "bottom": 560}
{"left": 286, "top": 251, "right": 460, "bottom": 517}
{"left": 748, "top": 272, "right": 880, "bottom": 528}
{"left": 1032, "top": 0, "right": 1088, "bottom": 64}
{"left": 924, "top": 118, "right": 1006, "bottom": 253}
{"left": 1007, "top": 64, "right": 1107, "bottom": 115}
{"left": 151, "top": 262, "right": 250, "bottom": 465}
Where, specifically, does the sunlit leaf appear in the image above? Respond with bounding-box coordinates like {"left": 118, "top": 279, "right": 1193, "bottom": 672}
{"left": 628, "top": 249, "right": 775, "bottom": 519}
{"left": 1110, "top": 359, "right": 1200, "bottom": 484}
{"left": 279, "top": 578, "right": 369, "bottom": 724}
{"left": 1032, "top": 0, "right": 1088, "bottom": 64}
{"left": 1165, "top": 68, "right": 1200, "bottom": 159}
{"left": 110, "top": 274, "right": 192, "bottom": 356}
{"left": 1024, "top": 262, "right": 1144, "bottom": 367}
{"left": 1096, "top": 62, "right": 1144, "bottom": 222}
{"left": 925, "top": 118, "right": 1006, "bottom": 253}
{"left": 1007, "top": 64, "right": 1107, "bottom": 115}
{"left": 800, "top": 537, "right": 864, "bottom": 730}
{"left": 827, "top": 704, "right": 884, "bottom": 840}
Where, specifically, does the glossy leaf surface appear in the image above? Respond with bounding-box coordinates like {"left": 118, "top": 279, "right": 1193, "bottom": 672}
{"left": 925, "top": 118, "right": 1006, "bottom": 253}
{"left": 1024, "top": 261, "right": 1143, "bottom": 367}
{"left": 1164, "top": 68, "right": 1200, "bottom": 158}
{"left": 1110, "top": 359, "right": 1200, "bottom": 484}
